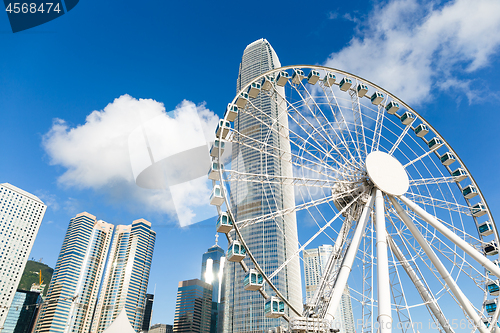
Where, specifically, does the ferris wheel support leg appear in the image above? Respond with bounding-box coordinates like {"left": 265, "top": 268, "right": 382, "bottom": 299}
{"left": 375, "top": 189, "right": 392, "bottom": 333}
{"left": 387, "top": 235, "right": 454, "bottom": 333}
{"left": 398, "top": 195, "right": 500, "bottom": 279}
{"left": 389, "top": 196, "right": 488, "bottom": 333}
{"left": 324, "top": 189, "right": 375, "bottom": 323}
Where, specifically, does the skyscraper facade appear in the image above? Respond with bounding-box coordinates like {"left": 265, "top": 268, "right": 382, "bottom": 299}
{"left": 303, "top": 245, "right": 355, "bottom": 333}
{"left": 141, "top": 294, "right": 154, "bottom": 332}
{"left": 92, "top": 219, "right": 156, "bottom": 333}
{"left": 0, "top": 183, "right": 46, "bottom": 330}
{"left": 2, "top": 289, "right": 42, "bottom": 333}
{"left": 200, "top": 237, "right": 225, "bottom": 333}
{"left": 173, "top": 279, "right": 212, "bottom": 333}
{"left": 224, "top": 39, "right": 302, "bottom": 333}
{"left": 34, "top": 212, "right": 114, "bottom": 333}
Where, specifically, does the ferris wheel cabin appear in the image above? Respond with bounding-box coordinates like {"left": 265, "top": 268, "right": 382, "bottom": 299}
{"left": 247, "top": 82, "right": 261, "bottom": 98}
{"left": 265, "top": 297, "right": 285, "bottom": 318}
{"left": 225, "top": 103, "right": 238, "bottom": 122}
{"left": 292, "top": 69, "right": 305, "bottom": 85}
{"left": 209, "top": 185, "right": 224, "bottom": 206}
{"left": 427, "top": 137, "right": 443, "bottom": 150}
{"left": 215, "top": 120, "right": 231, "bottom": 139}
{"left": 357, "top": 83, "right": 368, "bottom": 97}
{"left": 462, "top": 185, "right": 479, "bottom": 199}
{"left": 244, "top": 269, "right": 264, "bottom": 291}
{"left": 400, "top": 112, "right": 415, "bottom": 125}
{"left": 385, "top": 101, "right": 400, "bottom": 114}
{"left": 210, "top": 139, "right": 225, "bottom": 158}
{"left": 216, "top": 212, "right": 233, "bottom": 233}
{"left": 261, "top": 76, "right": 275, "bottom": 91}
{"left": 487, "top": 280, "right": 500, "bottom": 296}
{"left": 207, "top": 162, "right": 223, "bottom": 181}
{"left": 479, "top": 221, "right": 494, "bottom": 237}
{"left": 483, "top": 240, "right": 499, "bottom": 256}
{"left": 472, "top": 203, "right": 487, "bottom": 217}
{"left": 276, "top": 71, "right": 290, "bottom": 87}
{"left": 307, "top": 70, "right": 320, "bottom": 84}
{"left": 414, "top": 124, "right": 429, "bottom": 137}
{"left": 227, "top": 240, "right": 246, "bottom": 262}
{"left": 451, "top": 168, "right": 468, "bottom": 182}
{"left": 339, "top": 77, "right": 352, "bottom": 91}
{"left": 440, "top": 152, "right": 456, "bottom": 166}
{"left": 370, "top": 92, "right": 384, "bottom": 105}
{"left": 236, "top": 92, "right": 249, "bottom": 109}
{"left": 323, "top": 73, "right": 336, "bottom": 87}
{"left": 485, "top": 299, "right": 498, "bottom": 314}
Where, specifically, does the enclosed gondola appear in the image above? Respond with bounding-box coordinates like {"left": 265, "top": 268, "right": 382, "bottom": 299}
{"left": 370, "top": 92, "right": 384, "bottom": 105}
{"left": 216, "top": 212, "right": 233, "bottom": 233}
{"left": 385, "top": 101, "right": 400, "bottom": 114}
{"left": 307, "top": 70, "right": 320, "bottom": 84}
{"left": 210, "top": 139, "right": 225, "bottom": 158}
{"left": 247, "top": 82, "right": 261, "bottom": 98}
{"left": 323, "top": 72, "right": 336, "bottom": 87}
{"left": 244, "top": 269, "right": 264, "bottom": 291}
{"left": 265, "top": 297, "right": 285, "bottom": 318}
{"left": 414, "top": 124, "right": 429, "bottom": 137}
{"left": 339, "top": 77, "right": 352, "bottom": 91}
{"left": 225, "top": 103, "right": 238, "bottom": 122}
{"left": 209, "top": 185, "right": 224, "bottom": 206}
{"left": 227, "top": 240, "right": 246, "bottom": 262}
{"left": 292, "top": 69, "right": 305, "bottom": 85}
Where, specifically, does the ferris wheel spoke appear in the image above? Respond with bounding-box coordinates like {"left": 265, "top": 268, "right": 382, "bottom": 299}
{"left": 274, "top": 86, "right": 361, "bottom": 171}
{"left": 403, "top": 143, "right": 442, "bottom": 168}
{"left": 319, "top": 83, "right": 367, "bottom": 165}
{"left": 224, "top": 169, "right": 358, "bottom": 188}
{"left": 293, "top": 80, "right": 363, "bottom": 167}
{"left": 371, "top": 102, "right": 387, "bottom": 152}
{"left": 403, "top": 192, "right": 472, "bottom": 216}
{"left": 388, "top": 120, "right": 415, "bottom": 155}
{"left": 389, "top": 196, "right": 488, "bottom": 332}
{"left": 230, "top": 128, "right": 346, "bottom": 179}
{"left": 347, "top": 85, "right": 368, "bottom": 161}
{"left": 387, "top": 234, "right": 455, "bottom": 333}
{"left": 237, "top": 189, "right": 356, "bottom": 230}
{"left": 239, "top": 101, "right": 345, "bottom": 174}
{"left": 267, "top": 192, "right": 365, "bottom": 281}
{"left": 408, "top": 176, "right": 458, "bottom": 187}
{"left": 399, "top": 195, "right": 500, "bottom": 279}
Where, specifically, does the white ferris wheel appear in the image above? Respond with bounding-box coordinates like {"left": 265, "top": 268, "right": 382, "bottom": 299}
{"left": 208, "top": 65, "right": 499, "bottom": 333}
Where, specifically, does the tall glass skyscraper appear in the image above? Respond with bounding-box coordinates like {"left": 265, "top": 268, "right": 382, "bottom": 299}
{"left": 0, "top": 183, "right": 46, "bottom": 330}
{"left": 224, "top": 39, "right": 302, "bottom": 333}
{"left": 34, "top": 212, "right": 114, "bottom": 333}
{"left": 173, "top": 279, "right": 212, "bottom": 333}
{"left": 92, "top": 219, "right": 156, "bottom": 333}
{"left": 303, "top": 245, "right": 355, "bottom": 333}
{"left": 201, "top": 236, "right": 225, "bottom": 333}
{"left": 3, "top": 289, "right": 42, "bottom": 333}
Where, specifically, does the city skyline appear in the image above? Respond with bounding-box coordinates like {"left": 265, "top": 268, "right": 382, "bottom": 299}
{"left": 1, "top": 0, "right": 500, "bottom": 326}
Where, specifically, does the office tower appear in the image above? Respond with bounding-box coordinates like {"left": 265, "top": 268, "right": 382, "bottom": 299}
{"left": 149, "top": 323, "right": 173, "bottom": 333}
{"left": 173, "top": 279, "right": 212, "bottom": 333}
{"left": 200, "top": 236, "right": 225, "bottom": 333}
{"left": 303, "top": 245, "right": 355, "bottom": 333}
{"left": 0, "top": 183, "right": 46, "bottom": 330}
{"left": 34, "top": 212, "right": 114, "bottom": 333}
{"left": 141, "top": 293, "right": 154, "bottom": 332}
{"left": 93, "top": 219, "right": 156, "bottom": 333}
{"left": 224, "top": 39, "right": 302, "bottom": 332}
{"left": 2, "top": 290, "right": 42, "bottom": 333}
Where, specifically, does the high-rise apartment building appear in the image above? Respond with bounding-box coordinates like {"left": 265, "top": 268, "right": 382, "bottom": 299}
{"left": 0, "top": 183, "right": 46, "bottom": 330}
{"left": 2, "top": 289, "right": 42, "bottom": 333}
{"left": 173, "top": 279, "right": 212, "bottom": 333}
{"left": 200, "top": 236, "right": 225, "bottom": 333}
{"left": 34, "top": 212, "right": 114, "bottom": 333}
{"left": 224, "top": 39, "right": 302, "bottom": 332}
{"left": 303, "top": 245, "right": 355, "bottom": 333}
{"left": 92, "top": 219, "right": 156, "bottom": 333}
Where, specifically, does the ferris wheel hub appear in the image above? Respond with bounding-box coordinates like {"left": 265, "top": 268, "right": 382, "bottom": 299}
{"left": 366, "top": 151, "right": 409, "bottom": 196}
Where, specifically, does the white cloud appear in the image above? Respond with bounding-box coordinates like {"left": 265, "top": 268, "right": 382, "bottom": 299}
{"left": 42, "top": 95, "right": 220, "bottom": 226}
{"left": 325, "top": 0, "right": 500, "bottom": 105}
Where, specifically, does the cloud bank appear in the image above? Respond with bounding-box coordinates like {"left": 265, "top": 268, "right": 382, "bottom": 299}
{"left": 325, "top": 0, "right": 500, "bottom": 105}
{"left": 43, "top": 95, "right": 220, "bottom": 226}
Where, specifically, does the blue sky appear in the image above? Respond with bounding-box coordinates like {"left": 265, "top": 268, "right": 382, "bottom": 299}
{"left": 1, "top": 0, "right": 500, "bottom": 327}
